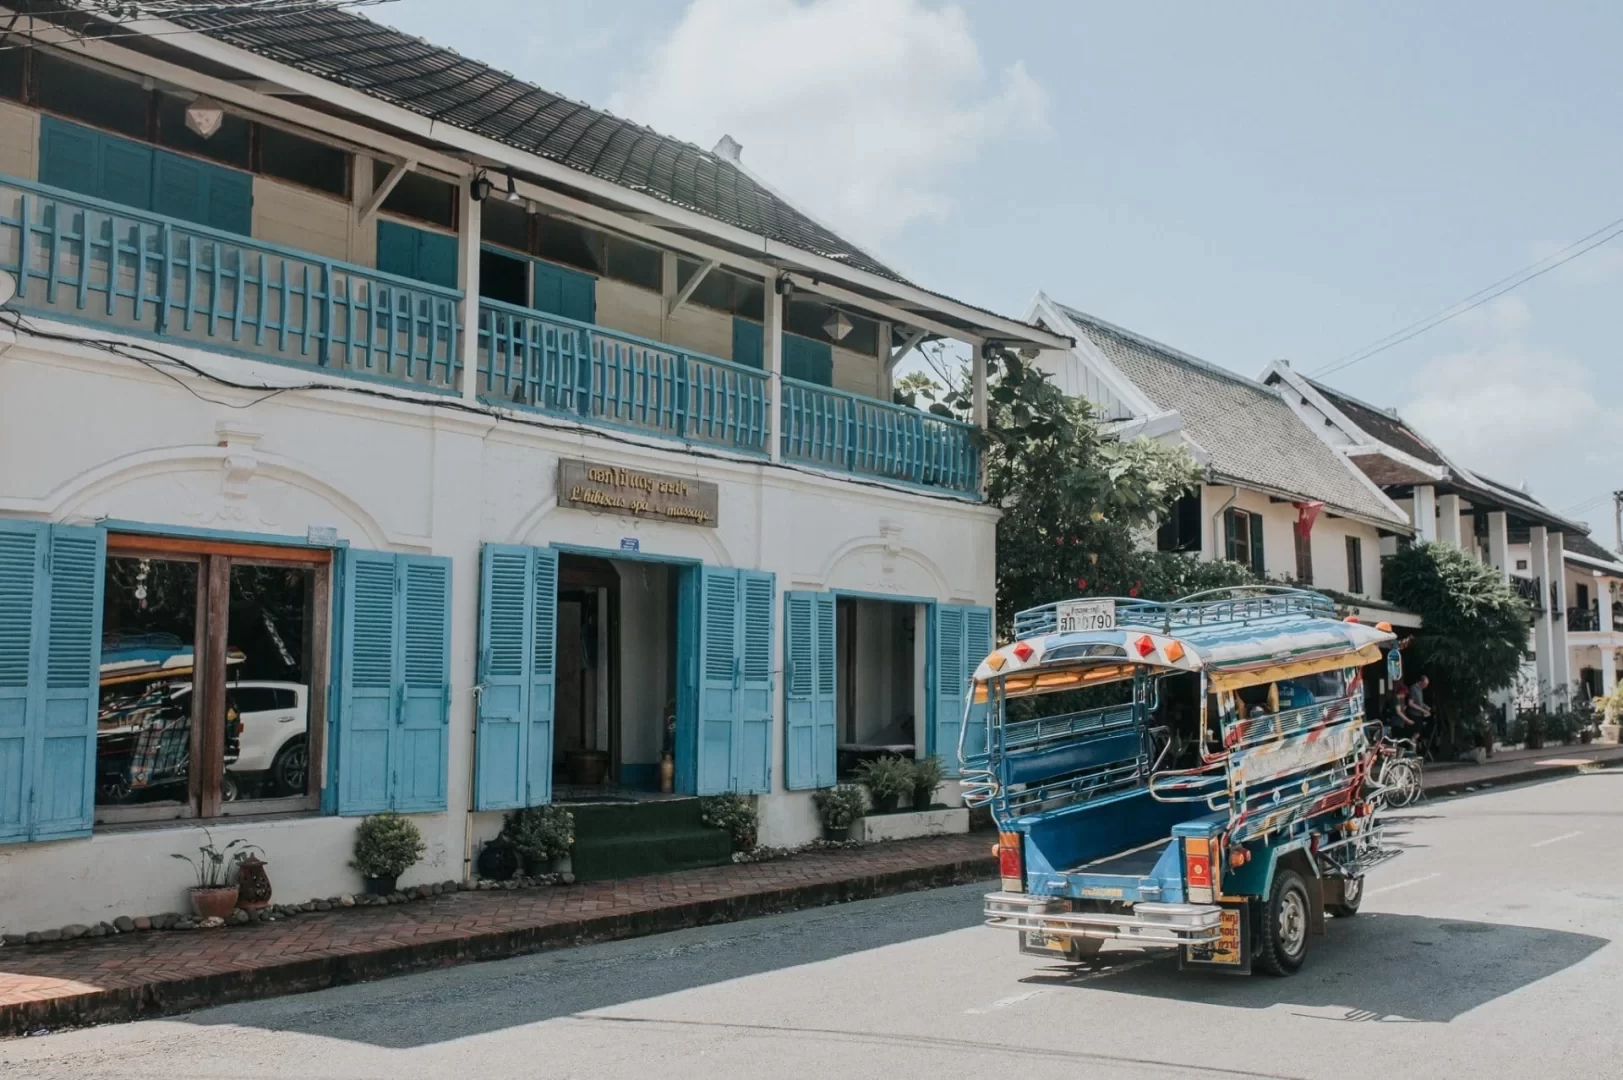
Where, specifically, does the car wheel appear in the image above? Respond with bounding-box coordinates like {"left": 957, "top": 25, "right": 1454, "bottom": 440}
{"left": 1253, "top": 868, "right": 1311, "bottom": 976}
{"left": 222, "top": 773, "right": 239, "bottom": 803}
{"left": 1327, "top": 874, "right": 1363, "bottom": 917}
{"left": 272, "top": 737, "right": 308, "bottom": 796}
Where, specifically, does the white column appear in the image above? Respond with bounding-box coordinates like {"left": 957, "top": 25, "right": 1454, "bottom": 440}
{"left": 1530, "top": 525, "right": 1554, "bottom": 709}
{"left": 1437, "top": 493, "right": 1462, "bottom": 547}
{"left": 1411, "top": 484, "right": 1437, "bottom": 543}
{"left": 1601, "top": 576, "right": 1616, "bottom": 633}
{"left": 1604, "top": 646, "right": 1618, "bottom": 697}
{"left": 1548, "top": 531, "right": 1571, "bottom": 705}
{"left": 764, "top": 275, "right": 783, "bottom": 463}
{"left": 456, "top": 181, "right": 482, "bottom": 404}
{"left": 971, "top": 340, "right": 989, "bottom": 429}
{"left": 1487, "top": 511, "right": 1510, "bottom": 581}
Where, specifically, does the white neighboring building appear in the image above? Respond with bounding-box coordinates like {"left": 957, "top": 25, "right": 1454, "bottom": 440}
{"left": 1026, "top": 296, "right": 1415, "bottom": 624}
{"left": 1560, "top": 533, "right": 1623, "bottom": 702}
{"left": 0, "top": 6, "right": 1070, "bottom": 933}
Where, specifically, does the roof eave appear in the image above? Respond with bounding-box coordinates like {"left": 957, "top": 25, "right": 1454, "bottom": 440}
{"left": 1206, "top": 471, "right": 1413, "bottom": 534}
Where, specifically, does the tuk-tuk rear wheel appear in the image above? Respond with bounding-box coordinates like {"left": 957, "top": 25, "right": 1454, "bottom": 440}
{"left": 1254, "top": 868, "right": 1311, "bottom": 976}
{"left": 1328, "top": 874, "right": 1363, "bottom": 917}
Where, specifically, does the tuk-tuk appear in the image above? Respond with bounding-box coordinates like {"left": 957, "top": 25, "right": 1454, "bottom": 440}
{"left": 969, "top": 586, "right": 1400, "bottom": 975}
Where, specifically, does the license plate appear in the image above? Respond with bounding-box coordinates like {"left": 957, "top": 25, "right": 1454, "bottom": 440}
{"left": 1057, "top": 599, "right": 1116, "bottom": 633}
{"left": 1184, "top": 907, "right": 1245, "bottom": 968}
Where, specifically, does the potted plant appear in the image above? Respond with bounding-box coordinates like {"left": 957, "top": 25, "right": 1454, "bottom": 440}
{"left": 699, "top": 794, "right": 758, "bottom": 852}
{"left": 910, "top": 755, "right": 944, "bottom": 811}
{"left": 172, "top": 829, "right": 258, "bottom": 919}
{"left": 1524, "top": 711, "right": 1546, "bottom": 750}
{"left": 856, "top": 754, "right": 915, "bottom": 814}
{"left": 350, "top": 811, "right": 426, "bottom": 895}
{"left": 477, "top": 835, "right": 521, "bottom": 882}
{"left": 813, "top": 784, "right": 866, "bottom": 842}
{"left": 502, "top": 805, "right": 575, "bottom": 874}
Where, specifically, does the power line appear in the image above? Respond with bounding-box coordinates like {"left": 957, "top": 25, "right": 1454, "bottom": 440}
{"left": 1312, "top": 213, "right": 1623, "bottom": 378}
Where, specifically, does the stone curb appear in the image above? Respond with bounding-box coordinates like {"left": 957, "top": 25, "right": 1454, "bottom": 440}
{"left": 0, "top": 853, "right": 997, "bottom": 1037}
{"left": 1424, "top": 754, "right": 1621, "bottom": 799}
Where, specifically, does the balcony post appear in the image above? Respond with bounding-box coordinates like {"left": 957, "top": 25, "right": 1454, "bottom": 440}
{"left": 1487, "top": 511, "right": 1510, "bottom": 582}
{"left": 764, "top": 273, "right": 784, "bottom": 462}
{"left": 1548, "top": 531, "right": 1572, "bottom": 703}
{"left": 1601, "top": 575, "right": 1616, "bottom": 634}
{"left": 1437, "top": 493, "right": 1463, "bottom": 548}
{"left": 1530, "top": 525, "right": 1555, "bottom": 709}
{"left": 1410, "top": 484, "right": 1437, "bottom": 543}
{"left": 970, "top": 338, "right": 988, "bottom": 430}
{"left": 457, "top": 179, "right": 482, "bottom": 403}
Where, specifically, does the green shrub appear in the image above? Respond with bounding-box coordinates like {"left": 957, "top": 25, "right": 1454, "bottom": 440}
{"left": 911, "top": 755, "right": 945, "bottom": 806}
{"left": 813, "top": 785, "right": 868, "bottom": 828}
{"left": 501, "top": 805, "right": 575, "bottom": 865}
{"left": 856, "top": 755, "right": 916, "bottom": 801}
{"left": 351, "top": 812, "right": 426, "bottom": 880}
{"left": 699, "top": 795, "right": 758, "bottom": 850}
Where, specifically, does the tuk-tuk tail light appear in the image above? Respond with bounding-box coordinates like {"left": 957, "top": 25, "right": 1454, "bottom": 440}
{"left": 998, "top": 831, "right": 1024, "bottom": 891}
{"left": 1185, "top": 837, "right": 1214, "bottom": 902}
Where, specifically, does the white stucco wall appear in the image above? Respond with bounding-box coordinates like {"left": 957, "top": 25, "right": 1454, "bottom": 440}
{"left": 0, "top": 323, "right": 995, "bottom": 931}
{"left": 1196, "top": 484, "right": 1384, "bottom": 595}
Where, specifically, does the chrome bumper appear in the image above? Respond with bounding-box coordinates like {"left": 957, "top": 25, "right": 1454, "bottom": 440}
{"left": 984, "top": 891, "right": 1224, "bottom": 946}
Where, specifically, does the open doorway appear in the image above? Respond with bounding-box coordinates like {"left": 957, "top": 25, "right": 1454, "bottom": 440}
{"left": 835, "top": 596, "right": 924, "bottom": 778}
{"left": 554, "top": 553, "right": 683, "bottom": 796}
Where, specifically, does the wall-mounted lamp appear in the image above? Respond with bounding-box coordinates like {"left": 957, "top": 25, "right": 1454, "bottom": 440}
{"left": 183, "top": 97, "right": 225, "bottom": 139}
{"left": 505, "top": 174, "right": 522, "bottom": 203}
{"left": 774, "top": 272, "right": 794, "bottom": 299}
{"left": 470, "top": 171, "right": 492, "bottom": 202}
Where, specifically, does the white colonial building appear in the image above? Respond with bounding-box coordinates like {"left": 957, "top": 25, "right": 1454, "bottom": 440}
{"left": 0, "top": 4, "right": 1069, "bottom": 933}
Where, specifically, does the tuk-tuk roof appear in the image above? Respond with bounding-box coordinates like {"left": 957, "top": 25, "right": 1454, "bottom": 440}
{"left": 974, "top": 587, "right": 1396, "bottom": 694}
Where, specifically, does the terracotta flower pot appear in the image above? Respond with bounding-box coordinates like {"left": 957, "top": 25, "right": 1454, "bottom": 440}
{"left": 189, "top": 885, "right": 239, "bottom": 920}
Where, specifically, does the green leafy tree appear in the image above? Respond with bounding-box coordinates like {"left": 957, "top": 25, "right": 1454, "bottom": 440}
{"left": 1382, "top": 542, "right": 1530, "bottom": 751}
{"left": 919, "top": 349, "right": 1252, "bottom": 634}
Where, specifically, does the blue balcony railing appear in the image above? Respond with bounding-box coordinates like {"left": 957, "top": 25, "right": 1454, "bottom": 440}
{"left": 0, "top": 178, "right": 461, "bottom": 391}
{"left": 780, "top": 378, "right": 981, "bottom": 494}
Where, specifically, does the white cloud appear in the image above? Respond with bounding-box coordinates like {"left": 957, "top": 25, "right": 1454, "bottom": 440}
{"left": 610, "top": 0, "right": 1046, "bottom": 248}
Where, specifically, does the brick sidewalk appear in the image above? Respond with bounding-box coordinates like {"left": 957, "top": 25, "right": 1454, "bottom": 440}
{"left": 0, "top": 833, "right": 995, "bottom": 1036}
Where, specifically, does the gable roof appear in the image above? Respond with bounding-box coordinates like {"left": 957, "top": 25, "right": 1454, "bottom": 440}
{"left": 1310, "top": 383, "right": 1448, "bottom": 469}
{"left": 1564, "top": 531, "right": 1623, "bottom": 573}
{"left": 1049, "top": 305, "right": 1409, "bottom": 528}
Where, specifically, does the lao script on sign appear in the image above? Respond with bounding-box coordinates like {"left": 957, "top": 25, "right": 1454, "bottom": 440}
{"left": 558, "top": 460, "right": 720, "bottom": 528}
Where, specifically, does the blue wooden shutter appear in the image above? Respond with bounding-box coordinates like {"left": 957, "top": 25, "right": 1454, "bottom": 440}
{"left": 736, "top": 570, "right": 774, "bottom": 794}
{"left": 38, "top": 117, "right": 102, "bottom": 199}
{"left": 1249, "top": 512, "right": 1266, "bottom": 575}
{"left": 784, "top": 591, "right": 836, "bottom": 791}
{"left": 532, "top": 260, "right": 595, "bottom": 323}
{"left": 475, "top": 545, "right": 528, "bottom": 811}
{"left": 336, "top": 549, "right": 397, "bottom": 814}
{"left": 731, "top": 318, "right": 763, "bottom": 369}
{"left": 961, "top": 606, "right": 993, "bottom": 772}
{"left": 931, "top": 605, "right": 966, "bottom": 777}
{"left": 782, "top": 334, "right": 833, "bottom": 386}
{"left": 415, "top": 229, "right": 459, "bottom": 290}
{"left": 0, "top": 521, "right": 103, "bottom": 844}
{"left": 696, "top": 567, "right": 739, "bottom": 795}
{"left": 152, "top": 151, "right": 208, "bottom": 228}
{"left": 474, "top": 545, "right": 557, "bottom": 810}
{"left": 393, "top": 555, "right": 451, "bottom": 812}
{"left": 98, "top": 137, "right": 154, "bottom": 212}
{"left": 204, "top": 163, "right": 253, "bottom": 236}
{"left": 527, "top": 548, "right": 558, "bottom": 806}
{"left": 376, "top": 220, "right": 420, "bottom": 281}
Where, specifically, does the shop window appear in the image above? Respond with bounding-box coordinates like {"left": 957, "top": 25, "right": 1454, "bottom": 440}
{"left": 257, "top": 124, "right": 349, "bottom": 196}
{"left": 1157, "top": 490, "right": 1202, "bottom": 552}
{"left": 480, "top": 248, "right": 529, "bottom": 306}
{"left": 481, "top": 196, "right": 531, "bottom": 253}
{"left": 34, "top": 51, "right": 149, "bottom": 140}
{"left": 374, "top": 159, "right": 455, "bottom": 228}
{"left": 603, "top": 234, "right": 661, "bottom": 291}
{"left": 536, "top": 213, "right": 600, "bottom": 274}
{"left": 95, "top": 536, "right": 330, "bottom": 825}
{"left": 155, "top": 91, "right": 251, "bottom": 170}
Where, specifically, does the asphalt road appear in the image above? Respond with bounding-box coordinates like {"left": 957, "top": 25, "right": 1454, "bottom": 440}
{"left": 5, "top": 772, "right": 1621, "bottom": 1080}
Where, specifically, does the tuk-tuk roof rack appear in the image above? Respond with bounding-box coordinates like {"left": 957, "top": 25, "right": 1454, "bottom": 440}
{"left": 1013, "top": 586, "right": 1338, "bottom": 641}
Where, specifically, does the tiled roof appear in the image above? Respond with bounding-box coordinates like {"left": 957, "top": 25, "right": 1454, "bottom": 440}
{"left": 1563, "top": 531, "right": 1623, "bottom": 571}
{"left": 143, "top": 0, "right": 901, "bottom": 281}
{"left": 1310, "top": 382, "right": 1448, "bottom": 468}
{"left": 1057, "top": 306, "right": 1407, "bottom": 527}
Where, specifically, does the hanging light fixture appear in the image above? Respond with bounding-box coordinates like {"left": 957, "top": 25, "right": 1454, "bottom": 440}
{"left": 469, "top": 171, "right": 492, "bottom": 202}
{"left": 822, "top": 310, "right": 853, "bottom": 342}
{"left": 183, "top": 96, "right": 225, "bottom": 140}
{"left": 505, "top": 173, "right": 522, "bottom": 203}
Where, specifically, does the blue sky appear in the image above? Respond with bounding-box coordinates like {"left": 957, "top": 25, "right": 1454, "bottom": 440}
{"left": 379, "top": 0, "right": 1621, "bottom": 531}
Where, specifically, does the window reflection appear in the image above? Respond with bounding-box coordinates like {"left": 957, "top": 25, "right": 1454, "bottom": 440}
{"left": 227, "top": 564, "right": 316, "bottom": 801}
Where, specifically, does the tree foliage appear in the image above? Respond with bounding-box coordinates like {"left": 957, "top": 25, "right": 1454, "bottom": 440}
{"left": 1382, "top": 542, "right": 1530, "bottom": 747}
{"left": 902, "top": 349, "right": 1252, "bottom": 635}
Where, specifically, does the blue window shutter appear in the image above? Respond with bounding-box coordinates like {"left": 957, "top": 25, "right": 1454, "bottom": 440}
{"left": 152, "top": 151, "right": 208, "bottom": 227}
{"left": 731, "top": 318, "right": 763, "bottom": 369}
{"left": 0, "top": 522, "right": 104, "bottom": 844}
{"left": 1249, "top": 512, "right": 1266, "bottom": 576}
{"left": 393, "top": 555, "right": 451, "bottom": 812}
{"left": 415, "top": 229, "right": 459, "bottom": 290}
{"left": 204, "top": 166, "right": 253, "bottom": 236}
{"left": 961, "top": 606, "right": 993, "bottom": 773}
{"left": 784, "top": 590, "right": 836, "bottom": 791}
{"left": 696, "top": 567, "right": 738, "bottom": 795}
{"left": 532, "top": 260, "right": 595, "bottom": 323}
{"left": 376, "top": 219, "right": 421, "bottom": 281}
{"left": 0, "top": 521, "right": 41, "bottom": 843}
{"left": 336, "top": 549, "right": 397, "bottom": 815}
{"left": 736, "top": 570, "right": 774, "bottom": 794}
{"left": 474, "top": 544, "right": 531, "bottom": 811}
{"left": 930, "top": 605, "right": 966, "bottom": 777}
{"left": 99, "top": 137, "right": 154, "bottom": 212}
{"left": 38, "top": 117, "right": 101, "bottom": 199}
{"left": 527, "top": 548, "right": 558, "bottom": 806}
{"left": 782, "top": 334, "right": 833, "bottom": 386}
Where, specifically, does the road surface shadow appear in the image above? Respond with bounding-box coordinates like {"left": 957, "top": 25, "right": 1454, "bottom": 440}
{"left": 178, "top": 882, "right": 991, "bottom": 1048}
{"left": 1019, "top": 913, "right": 1607, "bottom": 1022}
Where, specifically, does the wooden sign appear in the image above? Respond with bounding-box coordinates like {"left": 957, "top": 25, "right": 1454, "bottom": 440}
{"left": 558, "top": 460, "right": 719, "bottom": 528}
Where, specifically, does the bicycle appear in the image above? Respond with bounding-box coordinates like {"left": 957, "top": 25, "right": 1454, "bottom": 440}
{"left": 1368, "top": 732, "right": 1424, "bottom": 809}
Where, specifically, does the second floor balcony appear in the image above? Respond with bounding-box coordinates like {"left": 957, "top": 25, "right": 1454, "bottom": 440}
{"left": 0, "top": 176, "right": 983, "bottom": 499}
{"left": 1567, "top": 602, "right": 1621, "bottom": 634}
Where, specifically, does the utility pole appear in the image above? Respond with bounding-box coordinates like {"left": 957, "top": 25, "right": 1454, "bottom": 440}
{"left": 1615, "top": 490, "right": 1623, "bottom": 555}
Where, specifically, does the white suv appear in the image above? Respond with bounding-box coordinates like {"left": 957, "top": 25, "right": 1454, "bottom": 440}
{"left": 224, "top": 682, "right": 309, "bottom": 797}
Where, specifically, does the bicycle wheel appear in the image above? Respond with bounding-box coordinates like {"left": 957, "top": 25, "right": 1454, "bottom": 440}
{"left": 1388, "top": 761, "right": 1420, "bottom": 808}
